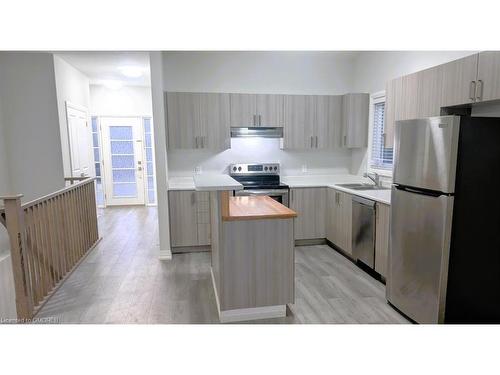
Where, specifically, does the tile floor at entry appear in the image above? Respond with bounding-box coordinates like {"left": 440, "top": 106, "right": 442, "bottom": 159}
{"left": 36, "top": 207, "right": 408, "bottom": 324}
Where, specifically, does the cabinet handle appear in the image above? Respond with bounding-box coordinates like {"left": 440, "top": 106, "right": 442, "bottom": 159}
{"left": 310, "top": 136, "right": 314, "bottom": 148}
{"left": 259, "top": 114, "right": 262, "bottom": 126}
{"left": 343, "top": 135, "right": 347, "bottom": 146}
{"left": 191, "top": 192, "right": 195, "bottom": 205}
{"left": 469, "top": 80, "right": 476, "bottom": 101}
{"left": 476, "top": 80, "right": 484, "bottom": 101}
{"left": 195, "top": 136, "right": 199, "bottom": 148}
{"left": 201, "top": 136, "right": 205, "bottom": 148}
{"left": 315, "top": 136, "right": 318, "bottom": 148}
{"left": 253, "top": 114, "right": 256, "bottom": 126}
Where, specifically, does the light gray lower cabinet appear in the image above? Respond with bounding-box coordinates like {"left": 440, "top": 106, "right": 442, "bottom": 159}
{"left": 166, "top": 92, "right": 230, "bottom": 151}
{"left": 375, "top": 202, "right": 390, "bottom": 278}
{"left": 341, "top": 93, "right": 369, "bottom": 148}
{"left": 326, "top": 188, "right": 352, "bottom": 255}
{"left": 168, "top": 190, "right": 211, "bottom": 247}
{"left": 290, "top": 187, "right": 326, "bottom": 240}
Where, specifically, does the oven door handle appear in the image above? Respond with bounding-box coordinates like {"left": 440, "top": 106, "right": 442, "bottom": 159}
{"left": 236, "top": 189, "right": 288, "bottom": 196}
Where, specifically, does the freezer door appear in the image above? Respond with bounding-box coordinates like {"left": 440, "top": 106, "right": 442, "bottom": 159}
{"left": 387, "top": 186, "right": 454, "bottom": 324}
{"left": 393, "top": 116, "right": 460, "bottom": 193}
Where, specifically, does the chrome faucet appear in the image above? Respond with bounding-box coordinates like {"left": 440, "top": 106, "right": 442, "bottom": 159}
{"left": 364, "top": 172, "right": 382, "bottom": 187}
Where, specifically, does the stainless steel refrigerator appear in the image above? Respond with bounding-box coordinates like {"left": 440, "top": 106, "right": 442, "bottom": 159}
{"left": 387, "top": 115, "right": 500, "bottom": 324}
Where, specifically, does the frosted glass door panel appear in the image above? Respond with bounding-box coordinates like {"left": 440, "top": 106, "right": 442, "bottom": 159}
{"left": 101, "top": 117, "right": 145, "bottom": 205}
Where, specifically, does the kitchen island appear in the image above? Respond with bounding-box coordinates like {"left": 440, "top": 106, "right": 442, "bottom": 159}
{"left": 193, "top": 174, "right": 297, "bottom": 323}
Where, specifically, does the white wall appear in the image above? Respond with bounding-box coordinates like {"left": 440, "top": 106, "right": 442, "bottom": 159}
{"left": 350, "top": 51, "right": 478, "bottom": 176}
{"left": 53, "top": 55, "right": 91, "bottom": 177}
{"left": 0, "top": 52, "right": 65, "bottom": 202}
{"left": 0, "top": 95, "right": 11, "bottom": 257}
{"left": 90, "top": 85, "right": 153, "bottom": 116}
{"left": 163, "top": 51, "right": 357, "bottom": 176}
{"left": 163, "top": 51, "right": 356, "bottom": 94}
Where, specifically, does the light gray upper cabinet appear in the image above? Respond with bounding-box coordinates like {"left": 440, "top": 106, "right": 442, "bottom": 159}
{"left": 290, "top": 187, "right": 326, "bottom": 240}
{"left": 283, "top": 95, "right": 315, "bottom": 149}
{"left": 283, "top": 95, "right": 342, "bottom": 149}
{"left": 166, "top": 92, "right": 230, "bottom": 151}
{"left": 341, "top": 93, "right": 369, "bottom": 148}
{"left": 440, "top": 53, "right": 478, "bottom": 107}
{"left": 476, "top": 51, "right": 500, "bottom": 103}
{"left": 229, "top": 93, "right": 284, "bottom": 127}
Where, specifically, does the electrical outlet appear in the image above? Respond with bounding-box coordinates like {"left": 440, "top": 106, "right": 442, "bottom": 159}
{"left": 302, "top": 165, "right": 307, "bottom": 173}
{"left": 195, "top": 166, "right": 202, "bottom": 174}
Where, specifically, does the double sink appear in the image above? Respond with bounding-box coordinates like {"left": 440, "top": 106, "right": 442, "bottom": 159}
{"left": 336, "top": 183, "right": 390, "bottom": 191}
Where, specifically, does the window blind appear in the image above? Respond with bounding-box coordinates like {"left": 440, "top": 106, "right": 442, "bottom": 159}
{"left": 370, "top": 101, "right": 393, "bottom": 169}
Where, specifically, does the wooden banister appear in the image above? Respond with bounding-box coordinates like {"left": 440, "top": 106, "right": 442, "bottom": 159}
{"left": 0, "top": 178, "right": 100, "bottom": 320}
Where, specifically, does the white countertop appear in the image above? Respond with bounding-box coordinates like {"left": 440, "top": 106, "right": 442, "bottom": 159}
{"left": 282, "top": 174, "right": 391, "bottom": 205}
{"left": 169, "top": 174, "right": 391, "bottom": 204}
{"left": 193, "top": 174, "right": 243, "bottom": 191}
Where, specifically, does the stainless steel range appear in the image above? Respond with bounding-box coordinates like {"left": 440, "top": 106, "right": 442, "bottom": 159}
{"left": 229, "top": 163, "right": 289, "bottom": 206}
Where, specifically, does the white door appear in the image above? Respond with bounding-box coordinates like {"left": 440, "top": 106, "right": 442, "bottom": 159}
{"left": 101, "top": 117, "right": 145, "bottom": 206}
{"left": 66, "top": 103, "right": 92, "bottom": 177}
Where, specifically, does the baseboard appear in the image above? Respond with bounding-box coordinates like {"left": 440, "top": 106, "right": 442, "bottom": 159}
{"left": 210, "top": 268, "right": 286, "bottom": 323}
{"left": 295, "top": 238, "right": 327, "bottom": 246}
{"left": 159, "top": 249, "right": 172, "bottom": 260}
{"left": 172, "top": 245, "right": 211, "bottom": 254}
{"left": 219, "top": 305, "right": 286, "bottom": 323}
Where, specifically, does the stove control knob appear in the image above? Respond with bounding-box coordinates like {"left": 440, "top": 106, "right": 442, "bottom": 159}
{"left": 264, "top": 166, "right": 268, "bottom": 171}
{"left": 233, "top": 166, "right": 237, "bottom": 171}
{"left": 238, "top": 166, "right": 242, "bottom": 171}
{"left": 274, "top": 166, "right": 278, "bottom": 171}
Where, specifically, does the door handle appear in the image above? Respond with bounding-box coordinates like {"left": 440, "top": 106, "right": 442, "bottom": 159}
{"left": 469, "top": 80, "right": 476, "bottom": 101}
{"left": 138, "top": 166, "right": 143, "bottom": 171}
{"left": 476, "top": 80, "right": 484, "bottom": 101}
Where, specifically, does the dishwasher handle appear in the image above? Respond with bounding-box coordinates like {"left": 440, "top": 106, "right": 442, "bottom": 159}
{"left": 352, "top": 195, "right": 376, "bottom": 207}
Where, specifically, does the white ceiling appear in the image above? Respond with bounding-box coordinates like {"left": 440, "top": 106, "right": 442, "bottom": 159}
{"left": 56, "top": 51, "right": 151, "bottom": 86}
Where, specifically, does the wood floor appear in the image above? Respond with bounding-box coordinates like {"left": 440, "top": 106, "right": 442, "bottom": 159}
{"left": 36, "top": 206, "right": 408, "bottom": 324}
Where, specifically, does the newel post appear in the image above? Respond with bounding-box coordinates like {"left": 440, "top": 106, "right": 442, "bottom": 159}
{"left": 1, "top": 194, "right": 33, "bottom": 320}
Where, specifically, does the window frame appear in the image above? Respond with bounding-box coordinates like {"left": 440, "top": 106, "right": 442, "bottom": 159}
{"left": 367, "top": 91, "right": 393, "bottom": 177}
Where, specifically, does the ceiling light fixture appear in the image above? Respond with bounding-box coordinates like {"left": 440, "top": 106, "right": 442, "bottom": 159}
{"left": 102, "top": 80, "right": 123, "bottom": 90}
{"left": 119, "top": 65, "right": 144, "bottom": 78}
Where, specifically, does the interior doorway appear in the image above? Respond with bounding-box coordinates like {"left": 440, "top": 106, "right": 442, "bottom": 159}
{"left": 66, "top": 102, "right": 92, "bottom": 178}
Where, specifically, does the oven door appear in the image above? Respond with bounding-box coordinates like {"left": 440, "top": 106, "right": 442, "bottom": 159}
{"left": 234, "top": 189, "right": 289, "bottom": 207}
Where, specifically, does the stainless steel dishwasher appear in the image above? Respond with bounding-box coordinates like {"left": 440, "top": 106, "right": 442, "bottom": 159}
{"left": 352, "top": 195, "right": 376, "bottom": 268}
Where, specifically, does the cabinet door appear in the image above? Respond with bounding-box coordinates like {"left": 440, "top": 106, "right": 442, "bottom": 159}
{"left": 229, "top": 93, "right": 257, "bottom": 126}
{"left": 477, "top": 51, "right": 500, "bottom": 102}
{"left": 283, "top": 95, "right": 315, "bottom": 149}
{"left": 441, "top": 53, "right": 478, "bottom": 107}
{"left": 200, "top": 93, "right": 230, "bottom": 151}
{"left": 166, "top": 92, "right": 201, "bottom": 149}
{"left": 168, "top": 191, "right": 199, "bottom": 247}
{"left": 256, "top": 94, "right": 284, "bottom": 127}
{"left": 341, "top": 93, "right": 369, "bottom": 148}
{"left": 416, "top": 66, "right": 443, "bottom": 118}
{"left": 340, "top": 191, "right": 353, "bottom": 255}
{"left": 290, "top": 188, "right": 326, "bottom": 240}
{"left": 326, "top": 188, "right": 340, "bottom": 244}
{"left": 375, "top": 203, "right": 390, "bottom": 277}
{"left": 385, "top": 77, "right": 403, "bottom": 149}
{"left": 325, "top": 95, "right": 343, "bottom": 148}
{"left": 195, "top": 192, "right": 211, "bottom": 246}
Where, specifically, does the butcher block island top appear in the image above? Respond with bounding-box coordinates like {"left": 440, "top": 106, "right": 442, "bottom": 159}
{"left": 223, "top": 196, "right": 297, "bottom": 221}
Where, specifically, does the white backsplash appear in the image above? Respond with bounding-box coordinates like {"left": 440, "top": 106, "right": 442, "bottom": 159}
{"left": 168, "top": 137, "right": 353, "bottom": 177}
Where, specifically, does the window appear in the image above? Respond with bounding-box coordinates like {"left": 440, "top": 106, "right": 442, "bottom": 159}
{"left": 143, "top": 117, "right": 156, "bottom": 205}
{"left": 369, "top": 94, "right": 393, "bottom": 170}
{"left": 91, "top": 116, "right": 105, "bottom": 206}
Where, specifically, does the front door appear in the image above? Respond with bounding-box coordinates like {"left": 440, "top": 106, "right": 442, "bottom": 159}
{"left": 101, "top": 117, "right": 145, "bottom": 206}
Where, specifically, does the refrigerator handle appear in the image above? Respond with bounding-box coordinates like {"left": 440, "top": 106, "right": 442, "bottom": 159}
{"left": 395, "top": 185, "right": 444, "bottom": 197}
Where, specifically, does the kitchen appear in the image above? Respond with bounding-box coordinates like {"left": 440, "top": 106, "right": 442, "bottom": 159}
{"left": 160, "top": 51, "right": 500, "bottom": 324}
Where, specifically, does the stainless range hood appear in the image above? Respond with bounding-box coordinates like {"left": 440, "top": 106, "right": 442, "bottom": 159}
{"left": 230, "top": 127, "right": 283, "bottom": 138}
